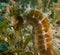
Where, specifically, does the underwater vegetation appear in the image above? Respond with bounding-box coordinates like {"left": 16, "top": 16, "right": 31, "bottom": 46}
{"left": 0, "top": 0, "right": 60, "bottom": 55}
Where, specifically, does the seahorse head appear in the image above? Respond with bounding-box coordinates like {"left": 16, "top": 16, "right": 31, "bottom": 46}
{"left": 25, "top": 10, "right": 43, "bottom": 26}
{"left": 25, "top": 10, "right": 50, "bottom": 29}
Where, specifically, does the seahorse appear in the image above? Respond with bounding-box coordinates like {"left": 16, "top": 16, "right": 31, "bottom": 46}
{"left": 25, "top": 10, "right": 57, "bottom": 55}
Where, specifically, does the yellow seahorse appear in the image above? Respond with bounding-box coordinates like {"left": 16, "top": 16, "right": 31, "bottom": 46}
{"left": 25, "top": 10, "right": 57, "bottom": 55}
